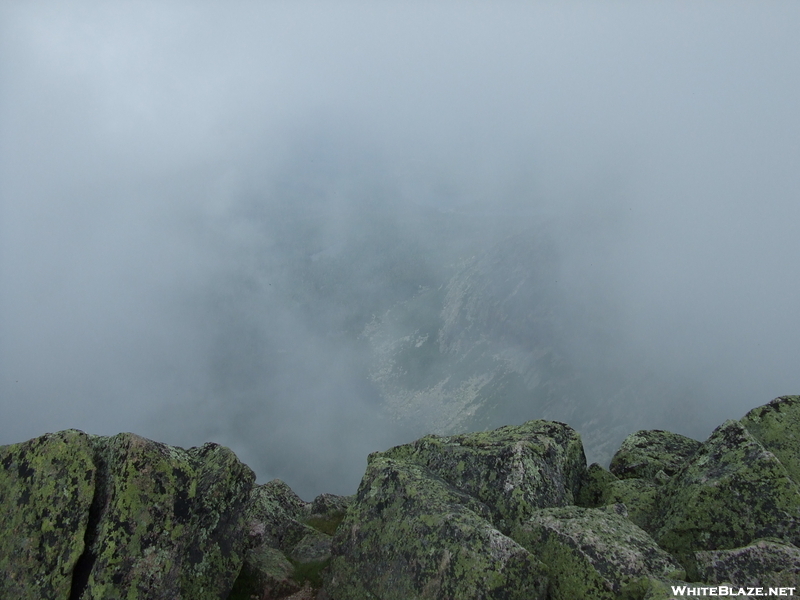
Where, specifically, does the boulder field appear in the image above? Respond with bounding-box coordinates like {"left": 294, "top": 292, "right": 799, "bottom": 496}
{"left": 1, "top": 396, "right": 799, "bottom": 599}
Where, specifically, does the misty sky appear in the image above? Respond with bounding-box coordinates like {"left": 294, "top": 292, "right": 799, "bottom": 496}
{"left": 2, "top": 2, "right": 799, "bottom": 499}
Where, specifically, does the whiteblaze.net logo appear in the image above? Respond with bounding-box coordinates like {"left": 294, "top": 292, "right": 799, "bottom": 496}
{"left": 671, "top": 585, "right": 796, "bottom": 597}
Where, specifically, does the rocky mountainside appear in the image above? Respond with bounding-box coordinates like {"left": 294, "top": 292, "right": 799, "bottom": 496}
{"left": 359, "top": 229, "right": 690, "bottom": 466}
{"left": 2, "top": 395, "right": 799, "bottom": 599}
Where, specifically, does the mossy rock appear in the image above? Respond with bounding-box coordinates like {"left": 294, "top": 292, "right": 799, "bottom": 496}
{"left": 310, "top": 493, "right": 353, "bottom": 517}
{"left": 610, "top": 430, "right": 701, "bottom": 480}
{"left": 655, "top": 420, "right": 800, "bottom": 560}
{"left": 305, "top": 493, "right": 353, "bottom": 535}
{"left": 327, "top": 455, "right": 548, "bottom": 600}
{"left": 245, "top": 480, "right": 316, "bottom": 554}
{"left": 291, "top": 530, "right": 332, "bottom": 564}
{"left": 512, "top": 506, "right": 684, "bottom": 600}
{"left": 228, "top": 545, "right": 301, "bottom": 600}
{"left": 379, "top": 419, "right": 586, "bottom": 533}
{"left": 638, "top": 578, "right": 746, "bottom": 600}
{"left": 605, "top": 478, "right": 659, "bottom": 534}
{"left": 77, "top": 433, "right": 255, "bottom": 600}
{"left": 740, "top": 395, "right": 800, "bottom": 485}
{"left": 0, "top": 430, "right": 96, "bottom": 600}
{"left": 576, "top": 462, "right": 618, "bottom": 508}
{"left": 695, "top": 538, "right": 800, "bottom": 588}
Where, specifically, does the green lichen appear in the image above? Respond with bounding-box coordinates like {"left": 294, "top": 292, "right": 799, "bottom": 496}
{"left": 740, "top": 395, "right": 800, "bottom": 485}
{"left": 78, "top": 433, "right": 254, "bottom": 600}
{"left": 379, "top": 419, "right": 586, "bottom": 533}
{"left": 655, "top": 420, "right": 800, "bottom": 561}
{"left": 0, "top": 430, "right": 96, "bottom": 600}
{"left": 327, "top": 456, "right": 548, "bottom": 600}
{"left": 610, "top": 430, "right": 701, "bottom": 480}
{"left": 695, "top": 538, "right": 800, "bottom": 588}
{"left": 228, "top": 546, "right": 299, "bottom": 600}
{"left": 513, "top": 506, "right": 684, "bottom": 600}
{"left": 576, "top": 462, "right": 618, "bottom": 508}
{"left": 605, "top": 478, "right": 659, "bottom": 534}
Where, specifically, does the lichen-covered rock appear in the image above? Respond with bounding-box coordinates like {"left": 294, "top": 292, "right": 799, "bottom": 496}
{"left": 227, "top": 545, "right": 302, "bottom": 600}
{"left": 695, "top": 538, "right": 800, "bottom": 588}
{"left": 327, "top": 455, "right": 548, "bottom": 600}
{"left": 512, "top": 505, "right": 684, "bottom": 600}
{"left": 235, "top": 479, "right": 338, "bottom": 599}
{"left": 379, "top": 419, "right": 586, "bottom": 532}
{"left": 576, "top": 463, "right": 659, "bottom": 533}
{"left": 245, "top": 480, "right": 316, "bottom": 554}
{"left": 605, "top": 478, "right": 659, "bottom": 534}
{"left": 655, "top": 420, "right": 800, "bottom": 560}
{"left": 306, "top": 493, "right": 353, "bottom": 536}
{"left": 740, "top": 395, "right": 800, "bottom": 484}
{"left": 291, "top": 531, "right": 332, "bottom": 565}
{"left": 75, "top": 432, "right": 255, "bottom": 600}
{"left": 610, "top": 430, "right": 701, "bottom": 480}
{"left": 0, "top": 430, "right": 97, "bottom": 600}
{"left": 310, "top": 493, "right": 352, "bottom": 518}
{"left": 638, "top": 578, "right": 760, "bottom": 600}
{"left": 576, "top": 462, "right": 618, "bottom": 508}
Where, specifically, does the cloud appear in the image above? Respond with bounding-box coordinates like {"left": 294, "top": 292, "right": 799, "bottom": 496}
{"left": 2, "top": 2, "right": 800, "bottom": 498}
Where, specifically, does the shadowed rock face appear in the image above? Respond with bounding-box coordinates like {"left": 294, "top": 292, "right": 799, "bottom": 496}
{"left": 3, "top": 396, "right": 800, "bottom": 599}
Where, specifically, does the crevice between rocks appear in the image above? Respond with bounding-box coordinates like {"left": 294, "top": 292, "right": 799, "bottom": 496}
{"left": 69, "top": 441, "right": 109, "bottom": 600}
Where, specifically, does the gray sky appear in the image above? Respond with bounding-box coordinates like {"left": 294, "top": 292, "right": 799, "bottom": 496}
{"left": 2, "top": 2, "right": 800, "bottom": 498}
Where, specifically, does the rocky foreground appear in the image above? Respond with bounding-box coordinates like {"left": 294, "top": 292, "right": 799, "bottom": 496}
{"left": 1, "top": 396, "right": 799, "bottom": 599}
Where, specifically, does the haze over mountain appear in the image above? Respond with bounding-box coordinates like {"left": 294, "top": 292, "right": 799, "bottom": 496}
{"left": 2, "top": 2, "right": 799, "bottom": 499}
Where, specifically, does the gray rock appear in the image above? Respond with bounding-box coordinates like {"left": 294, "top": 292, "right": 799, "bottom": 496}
{"left": 576, "top": 462, "right": 618, "bottom": 508}
{"left": 306, "top": 493, "right": 353, "bottom": 536}
{"left": 610, "top": 430, "right": 701, "bottom": 480}
{"left": 740, "top": 395, "right": 800, "bottom": 485}
{"left": 245, "top": 480, "right": 316, "bottom": 554}
{"left": 327, "top": 455, "right": 548, "bottom": 600}
{"left": 655, "top": 420, "right": 800, "bottom": 561}
{"left": 290, "top": 531, "right": 332, "bottom": 565}
{"left": 605, "top": 478, "right": 659, "bottom": 534}
{"left": 76, "top": 433, "right": 255, "bottom": 600}
{"left": 0, "top": 430, "right": 96, "bottom": 600}
{"left": 379, "top": 419, "right": 586, "bottom": 533}
{"left": 310, "top": 493, "right": 352, "bottom": 517}
{"left": 227, "top": 545, "right": 302, "bottom": 600}
{"left": 695, "top": 538, "right": 800, "bottom": 588}
{"left": 235, "top": 479, "right": 325, "bottom": 599}
{"left": 512, "top": 506, "right": 684, "bottom": 600}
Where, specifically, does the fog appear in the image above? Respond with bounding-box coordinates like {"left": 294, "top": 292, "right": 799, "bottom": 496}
{"left": 2, "top": 2, "right": 799, "bottom": 499}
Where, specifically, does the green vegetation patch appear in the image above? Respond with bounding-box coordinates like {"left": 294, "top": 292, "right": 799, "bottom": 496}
{"left": 305, "top": 513, "right": 346, "bottom": 536}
